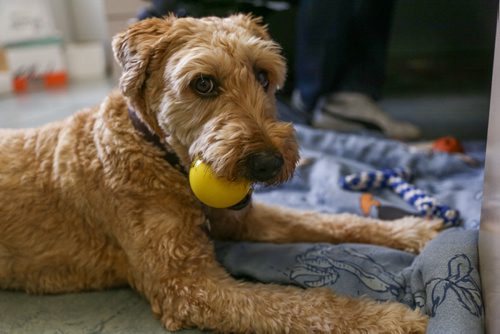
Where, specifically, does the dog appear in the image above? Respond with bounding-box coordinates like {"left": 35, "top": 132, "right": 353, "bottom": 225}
{"left": 0, "top": 14, "right": 442, "bottom": 333}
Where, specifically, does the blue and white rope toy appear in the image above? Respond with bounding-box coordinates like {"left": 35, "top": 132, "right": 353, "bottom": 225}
{"left": 339, "top": 167, "right": 460, "bottom": 227}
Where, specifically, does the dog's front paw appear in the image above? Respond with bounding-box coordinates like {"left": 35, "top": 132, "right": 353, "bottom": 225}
{"left": 389, "top": 216, "right": 444, "bottom": 253}
{"left": 161, "top": 315, "right": 185, "bottom": 332}
{"left": 306, "top": 289, "right": 428, "bottom": 334}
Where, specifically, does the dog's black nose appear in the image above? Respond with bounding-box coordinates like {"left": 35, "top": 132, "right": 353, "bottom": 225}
{"left": 246, "top": 151, "right": 284, "bottom": 182}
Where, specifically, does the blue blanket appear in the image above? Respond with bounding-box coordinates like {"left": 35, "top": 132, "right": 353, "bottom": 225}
{"left": 216, "top": 125, "right": 485, "bottom": 333}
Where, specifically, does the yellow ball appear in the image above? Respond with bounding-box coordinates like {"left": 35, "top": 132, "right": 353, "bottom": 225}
{"left": 189, "top": 159, "right": 251, "bottom": 208}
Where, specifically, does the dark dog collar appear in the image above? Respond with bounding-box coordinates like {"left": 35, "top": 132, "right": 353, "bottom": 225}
{"left": 128, "top": 107, "right": 251, "bottom": 210}
{"left": 128, "top": 108, "right": 187, "bottom": 176}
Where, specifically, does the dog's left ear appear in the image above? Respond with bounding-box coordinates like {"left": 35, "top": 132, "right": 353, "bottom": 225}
{"left": 228, "top": 14, "right": 271, "bottom": 40}
{"left": 112, "top": 16, "right": 175, "bottom": 98}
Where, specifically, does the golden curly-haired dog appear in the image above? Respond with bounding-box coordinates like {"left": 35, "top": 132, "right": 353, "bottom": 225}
{"left": 0, "top": 14, "right": 442, "bottom": 333}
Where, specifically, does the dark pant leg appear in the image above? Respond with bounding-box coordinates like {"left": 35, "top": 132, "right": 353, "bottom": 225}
{"left": 294, "top": 0, "right": 354, "bottom": 112}
{"left": 339, "top": 0, "right": 395, "bottom": 100}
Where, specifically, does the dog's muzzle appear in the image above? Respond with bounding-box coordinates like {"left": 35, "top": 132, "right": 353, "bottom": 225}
{"left": 245, "top": 151, "right": 284, "bottom": 182}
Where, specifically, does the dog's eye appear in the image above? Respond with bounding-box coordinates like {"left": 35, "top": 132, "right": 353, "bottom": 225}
{"left": 256, "top": 70, "right": 269, "bottom": 90}
{"left": 192, "top": 76, "right": 217, "bottom": 96}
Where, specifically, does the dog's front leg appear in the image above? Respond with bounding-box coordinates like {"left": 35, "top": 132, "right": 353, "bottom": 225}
{"left": 209, "top": 202, "right": 443, "bottom": 253}
{"left": 119, "top": 207, "right": 427, "bottom": 333}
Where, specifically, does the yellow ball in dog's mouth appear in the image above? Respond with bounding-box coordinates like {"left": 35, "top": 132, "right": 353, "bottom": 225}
{"left": 189, "top": 159, "right": 251, "bottom": 208}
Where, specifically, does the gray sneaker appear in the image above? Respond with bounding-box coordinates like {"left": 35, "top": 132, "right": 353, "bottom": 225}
{"left": 291, "top": 89, "right": 307, "bottom": 113}
{"left": 312, "top": 92, "right": 421, "bottom": 141}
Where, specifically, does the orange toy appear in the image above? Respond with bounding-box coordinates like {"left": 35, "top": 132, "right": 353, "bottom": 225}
{"left": 432, "top": 136, "right": 464, "bottom": 154}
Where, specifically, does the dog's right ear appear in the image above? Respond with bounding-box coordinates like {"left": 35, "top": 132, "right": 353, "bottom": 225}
{"left": 112, "top": 17, "right": 175, "bottom": 98}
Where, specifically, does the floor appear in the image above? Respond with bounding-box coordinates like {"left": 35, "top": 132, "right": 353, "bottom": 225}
{"left": 277, "top": 92, "right": 491, "bottom": 141}
{"left": 0, "top": 78, "right": 491, "bottom": 333}
{"left": 0, "top": 80, "right": 114, "bottom": 129}
{"left": 0, "top": 289, "right": 180, "bottom": 334}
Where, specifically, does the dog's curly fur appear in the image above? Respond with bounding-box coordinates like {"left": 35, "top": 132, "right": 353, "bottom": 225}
{"left": 0, "top": 15, "right": 442, "bottom": 333}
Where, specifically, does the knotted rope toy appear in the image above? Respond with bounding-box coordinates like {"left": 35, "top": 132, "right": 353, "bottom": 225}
{"left": 339, "top": 167, "right": 460, "bottom": 227}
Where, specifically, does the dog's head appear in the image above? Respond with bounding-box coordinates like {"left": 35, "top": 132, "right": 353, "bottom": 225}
{"left": 112, "top": 14, "right": 299, "bottom": 185}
